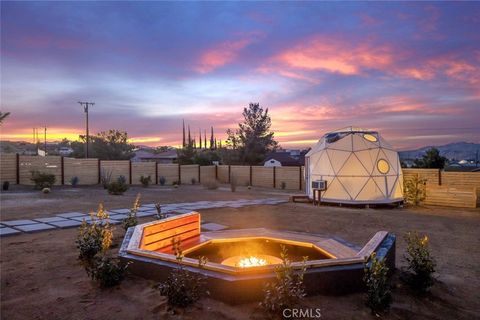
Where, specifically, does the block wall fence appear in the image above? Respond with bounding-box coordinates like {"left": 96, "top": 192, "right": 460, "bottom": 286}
{"left": 1, "top": 154, "right": 479, "bottom": 208}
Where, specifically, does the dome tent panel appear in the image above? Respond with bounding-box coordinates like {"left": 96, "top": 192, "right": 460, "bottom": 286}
{"left": 387, "top": 175, "right": 399, "bottom": 197}
{"left": 311, "top": 150, "right": 335, "bottom": 175}
{"left": 337, "top": 153, "right": 369, "bottom": 176}
{"left": 354, "top": 149, "right": 378, "bottom": 175}
{"left": 356, "top": 178, "right": 386, "bottom": 201}
{"left": 338, "top": 176, "right": 370, "bottom": 200}
{"left": 383, "top": 149, "right": 401, "bottom": 174}
{"left": 321, "top": 178, "right": 351, "bottom": 200}
{"left": 326, "top": 149, "right": 351, "bottom": 175}
{"left": 326, "top": 133, "right": 353, "bottom": 151}
{"left": 372, "top": 176, "right": 388, "bottom": 198}
{"left": 352, "top": 134, "right": 377, "bottom": 151}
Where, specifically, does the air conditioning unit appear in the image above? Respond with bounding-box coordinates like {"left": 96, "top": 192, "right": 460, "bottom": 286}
{"left": 311, "top": 180, "right": 327, "bottom": 190}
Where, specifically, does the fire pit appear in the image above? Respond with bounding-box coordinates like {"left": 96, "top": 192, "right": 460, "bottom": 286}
{"left": 119, "top": 212, "right": 396, "bottom": 303}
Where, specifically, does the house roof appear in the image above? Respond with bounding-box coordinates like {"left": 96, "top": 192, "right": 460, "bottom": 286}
{"left": 264, "top": 152, "right": 304, "bottom": 166}
{"left": 134, "top": 149, "right": 177, "bottom": 160}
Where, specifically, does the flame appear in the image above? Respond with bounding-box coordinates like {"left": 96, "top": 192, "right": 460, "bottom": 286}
{"left": 237, "top": 256, "right": 268, "bottom": 268}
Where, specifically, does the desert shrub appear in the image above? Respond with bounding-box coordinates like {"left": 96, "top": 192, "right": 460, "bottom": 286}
{"left": 280, "top": 181, "right": 286, "bottom": 190}
{"left": 122, "top": 194, "right": 140, "bottom": 230}
{"left": 2, "top": 181, "right": 9, "bottom": 191}
{"left": 107, "top": 176, "right": 129, "bottom": 195}
{"left": 31, "top": 171, "right": 56, "bottom": 189}
{"left": 70, "top": 176, "right": 79, "bottom": 187}
{"left": 364, "top": 253, "right": 392, "bottom": 315}
{"left": 155, "top": 202, "right": 166, "bottom": 220}
{"left": 230, "top": 175, "right": 237, "bottom": 192}
{"left": 100, "top": 169, "right": 113, "bottom": 189}
{"left": 158, "top": 238, "right": 208, "bottom": 308}
{"left": 76, "top": 204, "right": 113, "bottom": 263}
{"left": 85, "top": 255, "right": 127, "bottom": 288}
{"left": 42, "top": 187, "right": 51, "bottom": 194}
{"left": 191, "top": 178, "right": 196, "bottom": 185}
{"left": 203, "top": 181, "right": 218, "bottom": 190}
{"left": 140, "top": 175, "right": 151, "bottom": 187}
{"left": 404, "top": 231, "right": 436, "bottom": 293}
{"left": 404, "top": 175, "right": 427, "bottom": 205}
{"left": 247, "top": 185, "right": 252, "bottom": 190}
{"left": 159, "top": 176, "right": 166, "bottom": 186}
{"left": 260, "top": 245, "right": 307, "bottom": 317}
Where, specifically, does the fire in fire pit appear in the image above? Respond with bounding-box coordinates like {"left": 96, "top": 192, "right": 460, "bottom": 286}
{"left": 221, "top": 254, "right": 283, "bottom": 268}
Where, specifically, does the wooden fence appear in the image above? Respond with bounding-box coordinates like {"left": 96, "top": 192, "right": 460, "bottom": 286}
{"left": 1, "top": 154, "right": 479, "bottom": 208}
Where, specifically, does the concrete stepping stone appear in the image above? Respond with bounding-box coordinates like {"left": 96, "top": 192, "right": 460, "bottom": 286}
{"left": 16, "top": 223, "right": 56, "bottom": 233}
{"left": 109, "top": 213, "right": 128, "bottom": 220}
{"left": 201, "top": 223, "right": 228, "bottom": 231}
{"left": 71, "top": 216, "right": 93, "bottom": 223}
{"left": 109, "top": 208, "right": 131, "bottom": 214}
{"left": 137, "top": 211, "right": 156, "bottom": 217}
{"left": 0, "top": 227, "right": 21, "bottom": 236}
{"left": 57, "top": 212, "right": 86, "bottom": 218}
{"left": 137, "top": 206, "right": 155, "bottom": 212}
{"left": 34, "top": 217, "right": 69, "bottom": 223}
{"left": 2, "top": 219, "right": 38, "bottom": 227}
{"left": 48, "top": 220, "right": 83, "bottom": 228}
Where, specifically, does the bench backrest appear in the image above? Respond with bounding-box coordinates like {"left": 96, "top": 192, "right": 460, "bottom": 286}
{"left": 140, "top": 212, "right": 201, "bottom": 252}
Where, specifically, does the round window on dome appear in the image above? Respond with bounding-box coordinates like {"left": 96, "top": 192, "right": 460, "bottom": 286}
{"left": 363, "top": 133, "right": 378, "bottom": 142}
{"left": 377, "top": 159, "right": 390, "bottom": 174}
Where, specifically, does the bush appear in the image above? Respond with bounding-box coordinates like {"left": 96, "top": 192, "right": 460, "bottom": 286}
{"left": 159, "top": 176, "right": 166, "bottom": 186}
{"left": 158, "top": 238, "right": 208, "bottom": 308}
{"left": 404, "top": 175, "right": 427, "bottom": 206}
{"left": 230, "top": 175, "right": 237, "bottom": 192}
{"left": 404, "top": 231, "right": 436, "bottom": 293}
{"left": 260, "top": 245, "right": 306, "bottom": 317}
{"left": 140, "top": 175, "right": 151, "bottom": 187}
{"left": 42, "top": 187, "right": 51, "bottom": 194}
{"left": 100, "top": 169, "right": 113, "bottom": 189}
{"left": 122, "top": 194, "right": 140, "bottom": 230}
{"left": 280, "top": 181, "right": 286, "bottom": 190}
{"left": 70, "top": 176, "right": 79, "bottom": 187}
{"left": 107, "top": 176, "right": 129, "bottom": 195}
{"left": 86, "top": 255, "right": 127, "bottom": 288}
{"left": 191, "top": 178, "right": 196, "bottom": 185}
{"left": 2, "top": 181, "right": 9, "bottom": 191}
{"left": 203, "top": 181, "right": 218, "bottom": 190}
{"left": 31, "top": 171, "right": 56, "bottom": 189}
{"left": 364, "top": 253, "right": 392, "bottom": 315}
{"left": 76, "top": 203, "right": 113, "bottom": 263}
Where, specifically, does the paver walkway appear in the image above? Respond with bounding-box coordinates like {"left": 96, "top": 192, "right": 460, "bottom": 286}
{"left": 0, "top": 198, "right": 288, "bottom": 237}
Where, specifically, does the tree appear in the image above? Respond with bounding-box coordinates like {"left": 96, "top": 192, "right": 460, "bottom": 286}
{"left": 210, "top": 127, "right": 214, "bottom": 150}
{"left": 0, "top": 111, "right": 10, "bottom": 125}
{"left": 71, "top": 130, "right": 135, "bottom": 160}
{"left": 177, "top": 143, "right": 196, "bottom": 164}
{"left": 413, "top": 148, "right": 447, "bottom": 169}
{"left": 182, "top": 120, "right": 186, "bottom": 148}
{"left": 226, "top": 103, "right": 278, "bottom": 165}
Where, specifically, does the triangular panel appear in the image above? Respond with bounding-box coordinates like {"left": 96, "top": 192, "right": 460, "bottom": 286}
{"left": 338, "top": 153, "right": 369, "bottom": 176}
{"left": 322, "top": 177, "right": 350, "bottom": 200}
{"left": 354, "top": 149, "right": 377, "bottom": 175}
{"left": 314, "top": 150, "right": 335, "bottom": 175}
{"left": 352, "top": 134, "right": 370, "bottom": 152}
{"left": 386, "top": 175, "right": 398, "bottom": 197}
{"left": 338, "top": 176, "right": 370, "bottom": 200}
{"left": 372, "top": 176, "right": 387, "bottom": 198}
{"left": 356, "top": 178, "right": 384, "bottom": 201}
{"left": 383, "top": 149, "right": 400, "bottom": 174}
{"left": 326, "top": 149, "right": 351, "bottom": 175}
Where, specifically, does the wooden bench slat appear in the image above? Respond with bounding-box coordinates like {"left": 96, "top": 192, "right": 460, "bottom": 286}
{"left": 143, "top": 221, "right": 199, "bottom": 245}
{"left": 143, "top": 214, "right": 199, "bottom": 236}
{"left": 144, "top": 229, "right": 201, "bottom": 251}
{"left": 356, "top": 231, "right": 388, "bottom": 259}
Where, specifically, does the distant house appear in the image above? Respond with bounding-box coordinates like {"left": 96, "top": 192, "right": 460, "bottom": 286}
{"left": 444, "top": 160, "right": 480, "bottom": 172}
{"left": 58, "top": 147, "right": 73, "bottom": 156}
{"left": 263, "top": 151, "right": 305, "bottom": 167}
{"left": 132, "top": 149, "right": 177, "bottom": 163}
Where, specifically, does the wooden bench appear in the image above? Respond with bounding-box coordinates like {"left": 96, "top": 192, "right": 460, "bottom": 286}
{"left": 140, "top": 212, "right": 201, "bottom": 253}
{"left": 356, "top": 231, "right": 388, "bottom": 260}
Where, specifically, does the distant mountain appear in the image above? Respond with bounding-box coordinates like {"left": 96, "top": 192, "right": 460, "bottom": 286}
{"left": 399, "top": 142, "right": 480, "bottom": 161}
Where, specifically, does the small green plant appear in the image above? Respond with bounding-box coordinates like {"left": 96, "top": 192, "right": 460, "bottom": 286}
{"left": 122, "top": 194, "right": 140, "bottom": 230}
{"left": 172, "top": 180, "right": 179, "bottom": 188}
{"left": 203, "top": 181, "right": 218, "bottom": 190}
{"left": 31, "top": 171, "right": 56, "bottom": 189}
{"left": 107, "top": 176, "right": 129, "bottom": 195}
{"left": 280, "top": 181, "right": 286, "bottom": 190}
{"left": 155, "top": 202, "right": 166, "bottom": 220}
{"left": 76, "top": 204, "right": 113, "bottom": 263}
{"left": 230, "top": 175, "right": 237, "bottom": 192}
{"left": 364, "top": 253, "right": 392, "bottom": 315}
{"left": 158, "top": 238, "right": 208, "bottom": 308}
{"left": 247, "top": 185, "right": 252, "bottom": 190}
{"left": 159, "top": 176, "right": 166, "bottom": 186}
{"left": 260, "top": 246, "right": 307, "bottom": 317}
{"left": 404, "top": 231, "right": 436, "bottom": 293}
{"left": 404, "top": 175, "right": 427, "bottom": 205}
{"left": 85, "top": 255, "right": 127, "bottom": 288}
{"left": 70, "top": 176, "right": 79, "bottom": 187}
{"left": 140, "top": 175, "right": 151, "bottom": 187}
{"left": 100, "top": 169, "right": 113, "bottom": 189}
{"left": 191, "top": 178, "right": 196, "bottom": 185}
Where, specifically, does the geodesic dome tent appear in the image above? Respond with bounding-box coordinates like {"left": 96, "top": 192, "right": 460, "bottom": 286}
{"left": 305, "top": 127, "right": 403, "bottom": 204}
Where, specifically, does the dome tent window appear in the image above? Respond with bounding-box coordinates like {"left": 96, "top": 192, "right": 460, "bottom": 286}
{"left": 363, "top": 133, "right": 377, "bottom": 142}
{"left": 377, "top": 159, "right": 390, "bottom": 174}
{"left": 325, "top": 132, "right": 349, "bottom": 144}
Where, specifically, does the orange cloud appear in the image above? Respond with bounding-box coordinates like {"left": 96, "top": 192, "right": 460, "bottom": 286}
{"left": 196, "top": 38, "right": 252, "bottom": 73}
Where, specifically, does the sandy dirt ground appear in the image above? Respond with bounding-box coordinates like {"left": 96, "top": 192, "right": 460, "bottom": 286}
{"left": 1, "top": 186, "right": 479, "bottom": 319}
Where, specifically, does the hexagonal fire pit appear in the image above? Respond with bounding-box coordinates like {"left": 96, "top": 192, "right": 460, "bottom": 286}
{"left": 119, "top": 212, "right": 395, "bottom": 303}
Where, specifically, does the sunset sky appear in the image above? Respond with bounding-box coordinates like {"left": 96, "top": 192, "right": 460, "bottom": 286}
{"left": 1, "top": 2, "right": 479, "bottom": 150}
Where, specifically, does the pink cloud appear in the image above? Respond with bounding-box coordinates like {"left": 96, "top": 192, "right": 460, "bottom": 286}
{"left": 195, "top": 38, "right": 252, "bottom": 73}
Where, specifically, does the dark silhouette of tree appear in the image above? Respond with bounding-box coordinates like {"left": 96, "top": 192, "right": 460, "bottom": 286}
{"left": 413, "top": 147, "right": 447, "bottom": 169}
{"left": 188, "top": 125, "right": 192, "bottom": 147}
{"left": 210, "top": 127, "right": 214, "bottom": 150}
{"left": 226, "top": 103, "right": 278, "bottom": 165}
{"left": 199, "top": 129, "right": 202, "bottom": 149}
{"left": 182, "top": 120, "right": 186, "bottom": 148}
{"left": 0, "top": 111, "right": 10, "bottom": 125}
{"left": 72, "top": 130, "right": 134, "bottom": 160}
{"left": 177, "top": 143, "right": 196, "bottom": 164}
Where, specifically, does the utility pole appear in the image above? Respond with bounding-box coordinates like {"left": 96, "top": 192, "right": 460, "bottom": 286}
{"left": 78, "top": 101, "right": 94, "bottom": 158}
{"left": 43, "top": 126, "right": 47, "bottom": 155}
